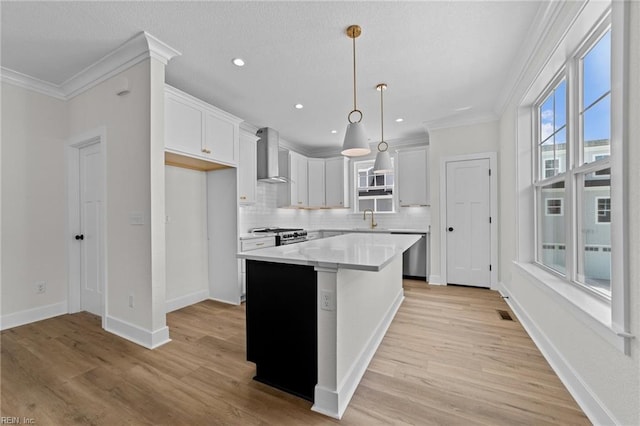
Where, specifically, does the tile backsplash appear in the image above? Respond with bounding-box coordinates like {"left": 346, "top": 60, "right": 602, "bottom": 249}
{"left": 239, "top": 183, "right": 431, "bottom": 232}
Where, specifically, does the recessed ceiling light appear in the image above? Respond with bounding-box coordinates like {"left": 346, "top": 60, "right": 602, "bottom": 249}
{"left": 232, "top": 58, "right": 245, "bottom": 67}
{"left": 395, "top": 118, "right": 404, "bottom": 122}
{"left": 295, "top": 104, "right": 304, "bottom": 109}
{"left": 331, "top": 130, "right": 338, "bottom": 134}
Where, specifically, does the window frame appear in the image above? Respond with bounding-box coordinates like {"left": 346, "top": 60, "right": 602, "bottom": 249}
{"left": 353, "top": 159, "right": 395, "bottom": 214}
{"left": 515, "top": 1, "right": 631, "bottom": 354}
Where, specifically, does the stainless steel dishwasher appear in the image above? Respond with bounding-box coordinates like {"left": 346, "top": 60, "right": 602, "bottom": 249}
{"left": 391, "top": 232, "right": 427, "bottom": 280}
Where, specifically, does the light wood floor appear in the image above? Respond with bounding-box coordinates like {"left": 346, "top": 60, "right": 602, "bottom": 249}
{"left": 1, "top": 281, "right": 589, "bottom": 425}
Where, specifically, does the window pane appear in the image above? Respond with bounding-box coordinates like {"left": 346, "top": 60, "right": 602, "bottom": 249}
{"left": 583, "top": 95, "right": 611, "bottom": 158}
{"left": 540, "top": 138, "right": 555, "bottom": 179}
{"left": 386, "top": 174, "right": 394, "bottom": 186}
{"left": 583, "top": 31, "right": 611, "bottom": 110}
{"left": 577, "top": 169, "right": 611, "bottom": 296}
{"left": 377, "top": 198, "right": 393, "bottom": 212}
{"left": 358, "top": 198, "right": 374, "bottom": 212}
{"left": 555, "top": 80, "right": 566, "bottom": 130}
{"left": 540, "top": 95, "right": 554, "bottom": 141}
{"left": 538, "top": 181, "right": 566, "bottom": 275}
{"left": 555, "top": 128, "right": 567, "bottom": 174}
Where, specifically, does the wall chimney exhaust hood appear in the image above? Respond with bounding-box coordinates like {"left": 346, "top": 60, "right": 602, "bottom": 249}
{"left": 256, "top": 127, "right": 288, "bottom": 183}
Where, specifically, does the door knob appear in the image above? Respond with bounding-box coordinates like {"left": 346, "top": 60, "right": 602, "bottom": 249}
{"left": 75, "top": 234, "right": 84, "bottom": 240}
{"left": 448, "top": 227, "right": 454, "bottom": 232}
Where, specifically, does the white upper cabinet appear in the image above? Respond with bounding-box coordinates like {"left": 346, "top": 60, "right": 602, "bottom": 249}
{"left": 165, "top": 85, "right": 242, "bottom": 167}
{"left": 325, "top": 157, "right": 350, "bottom": 208}
{"left": 278, "top": 150, "right": 308, "bottom": 207}
{"left": 307, "top": 159, "right": 326, "bottom": 208}
{"left": 238, "top": 129, "right": 259, "bottom": 205}
{"left": 397, "top": 147, "right": 429, "bottom": 206}
{"left": 165, "top": 91, "right": 203, "bottom": 156}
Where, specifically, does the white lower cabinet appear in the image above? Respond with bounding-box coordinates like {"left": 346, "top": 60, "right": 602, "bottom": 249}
{"left": 240, "top": 236, "right": 276, "bottom": 297}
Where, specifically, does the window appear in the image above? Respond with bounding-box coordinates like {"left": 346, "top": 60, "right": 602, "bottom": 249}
{"left": 534, "top": 26, "right": 612, "bottom": 298}
{"left": 517, "top": 2, "right": 629, "bottom": 352}
{"left": 545, "top": 198, "right": 563, "bottom": 216}
{"left": 544, "top": 159, "right": 559, "bottom": 178}
{"left": 595, "top": 197, "right": 611, "bottom": 223}
{"left": 354, "top": 159, "right": 394, "bottom": 213}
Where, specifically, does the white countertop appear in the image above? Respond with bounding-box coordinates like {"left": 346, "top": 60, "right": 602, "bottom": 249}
{"left": 315, "top": 228, "right": 429, "bottom": 234}
{"left": 239, "top": 227, "right": 428, "bottom": 240}
{"left": 237, "top": 233, "right": 421, "bottom": 272}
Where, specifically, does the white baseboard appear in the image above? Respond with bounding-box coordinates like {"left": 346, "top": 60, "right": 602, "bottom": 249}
{"left": 165, "top": 289, "right": 209, "bottom": 313}
{"left": 0, "top": 301, "right": 68, "bottom": 330}
{"left": 496, "top": 282, "right": 618, "bottom": 426}
{"left": 428, "top": 274, "right": 445, "bottom": 285}
{"left": 312, "top": 289, "right": 405, "bottom": 419}
{"left": 105, "top": 315, "right": 171, "bottom": 349}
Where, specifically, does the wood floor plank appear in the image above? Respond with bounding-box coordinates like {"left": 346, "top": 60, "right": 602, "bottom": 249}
{"left": 1, "top": 281, "right": 590, "bottom": 425}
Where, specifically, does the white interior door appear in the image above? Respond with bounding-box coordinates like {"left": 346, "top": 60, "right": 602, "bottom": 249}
{"left": 446, "top": 158, "right": 491, "bottom": 287}
{"left": 79, "top": 143, "right": 104, "bottom": 316}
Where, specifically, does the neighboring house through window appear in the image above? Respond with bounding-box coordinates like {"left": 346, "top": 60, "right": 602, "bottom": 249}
{"left": 354, "top": 159, "right": 394, "bottom": 213}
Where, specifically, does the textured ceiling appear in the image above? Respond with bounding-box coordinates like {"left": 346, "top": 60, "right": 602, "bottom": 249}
{"left": 1, "top": 1, "right": 543, "bottom": 152}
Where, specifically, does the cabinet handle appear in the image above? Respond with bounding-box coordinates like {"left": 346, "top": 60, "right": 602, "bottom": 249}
{"left": 298, "top": 201, "right": 303, "bottom": 204}
{"left": 256, "top": 242, "right": 264, "bottom": 246}
{"left": 240, "top": 196, "right": 247, "bottom": 200}
{"left": 201, "top": 148, "right": 211, "bottom": 154}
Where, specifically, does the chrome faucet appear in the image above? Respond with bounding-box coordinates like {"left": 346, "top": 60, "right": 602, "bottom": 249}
{"left": 363, "top": 209, "right": 377, "bottom": 229}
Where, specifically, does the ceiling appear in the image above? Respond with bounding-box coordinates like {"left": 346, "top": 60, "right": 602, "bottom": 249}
{"left": 1, "top": 1, "right": 544, "bottom": 153}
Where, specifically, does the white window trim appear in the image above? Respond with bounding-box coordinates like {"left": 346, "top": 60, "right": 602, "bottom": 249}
{"left": 515, "top": 1, "right": 632, "bottom": 354}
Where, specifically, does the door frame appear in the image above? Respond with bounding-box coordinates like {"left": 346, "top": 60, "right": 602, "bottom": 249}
{"left": 439, "top": 152, "right": 498, "bottom": 289}
{"left": 65, "top": 126, "right": 108, "bottom": 326}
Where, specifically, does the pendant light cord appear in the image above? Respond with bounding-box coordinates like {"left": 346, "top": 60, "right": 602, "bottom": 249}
{"left": 352, "top": 35, "right": 357, "bottom": 112}
{"left": 380, "top": 85, "right": 384, "bottom": 142}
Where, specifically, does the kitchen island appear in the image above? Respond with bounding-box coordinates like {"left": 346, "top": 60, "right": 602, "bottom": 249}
{"left": 237, "top": 233, "right": 420, "bottom": 419}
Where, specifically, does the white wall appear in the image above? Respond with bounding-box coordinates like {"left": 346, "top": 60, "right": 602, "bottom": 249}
{"left": 497, "top": 2, "right": 639, "bottom": 424}
{"left": 67, "top": 59, "right": 168, "bottom": 345}
{"left": 1, "top": 83, "right": 69, "bottom": 326}
{"left": 427, "top": 120, "right": 499, "bottom": 284}
{"left": 165, "top": 165, "right": 208, "bottom": 310}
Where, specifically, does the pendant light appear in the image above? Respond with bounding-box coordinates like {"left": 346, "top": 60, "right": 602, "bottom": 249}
{"left": 373, "top": 83, "right": 393, "bottom": 174}
{"left": 341, "top": 25, "right": 370, "bottom": 157}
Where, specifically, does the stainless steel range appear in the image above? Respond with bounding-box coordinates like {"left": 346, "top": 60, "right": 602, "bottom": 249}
{"left": 251, "top": 228, "right": 308, "bottom": 246}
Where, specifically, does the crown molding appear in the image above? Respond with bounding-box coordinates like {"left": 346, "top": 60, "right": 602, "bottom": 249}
{"left": 0, "top": 67, "right": 66, "bottom": 100}
{"left": 1, "top": 31, "right": 180, "bottom": 101}
{"left": 494, "top": 0, "right": 576, "bottom": 115}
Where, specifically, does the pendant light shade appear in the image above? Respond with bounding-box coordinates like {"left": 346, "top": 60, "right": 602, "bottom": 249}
{"left": 341, "top": 25, "right": 370, "bottom": 157}
{"left": 373, "top": 148, "right": 392, "bottom": 174}
{"left": 373, "top": 83, "right": 393, "bottom": 174}
{"left": 342, "top": 122, "right": 370, "bottom": 156}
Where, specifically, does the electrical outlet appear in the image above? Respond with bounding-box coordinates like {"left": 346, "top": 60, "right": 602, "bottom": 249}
{"left": 320, "top": 290, "right": 335, "bottom": 311}
{"left": 129, "top": 294, "right": 135, "bottom": 308}
{"left": 35, "top": 281, "right": 46, "bottom": 294}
